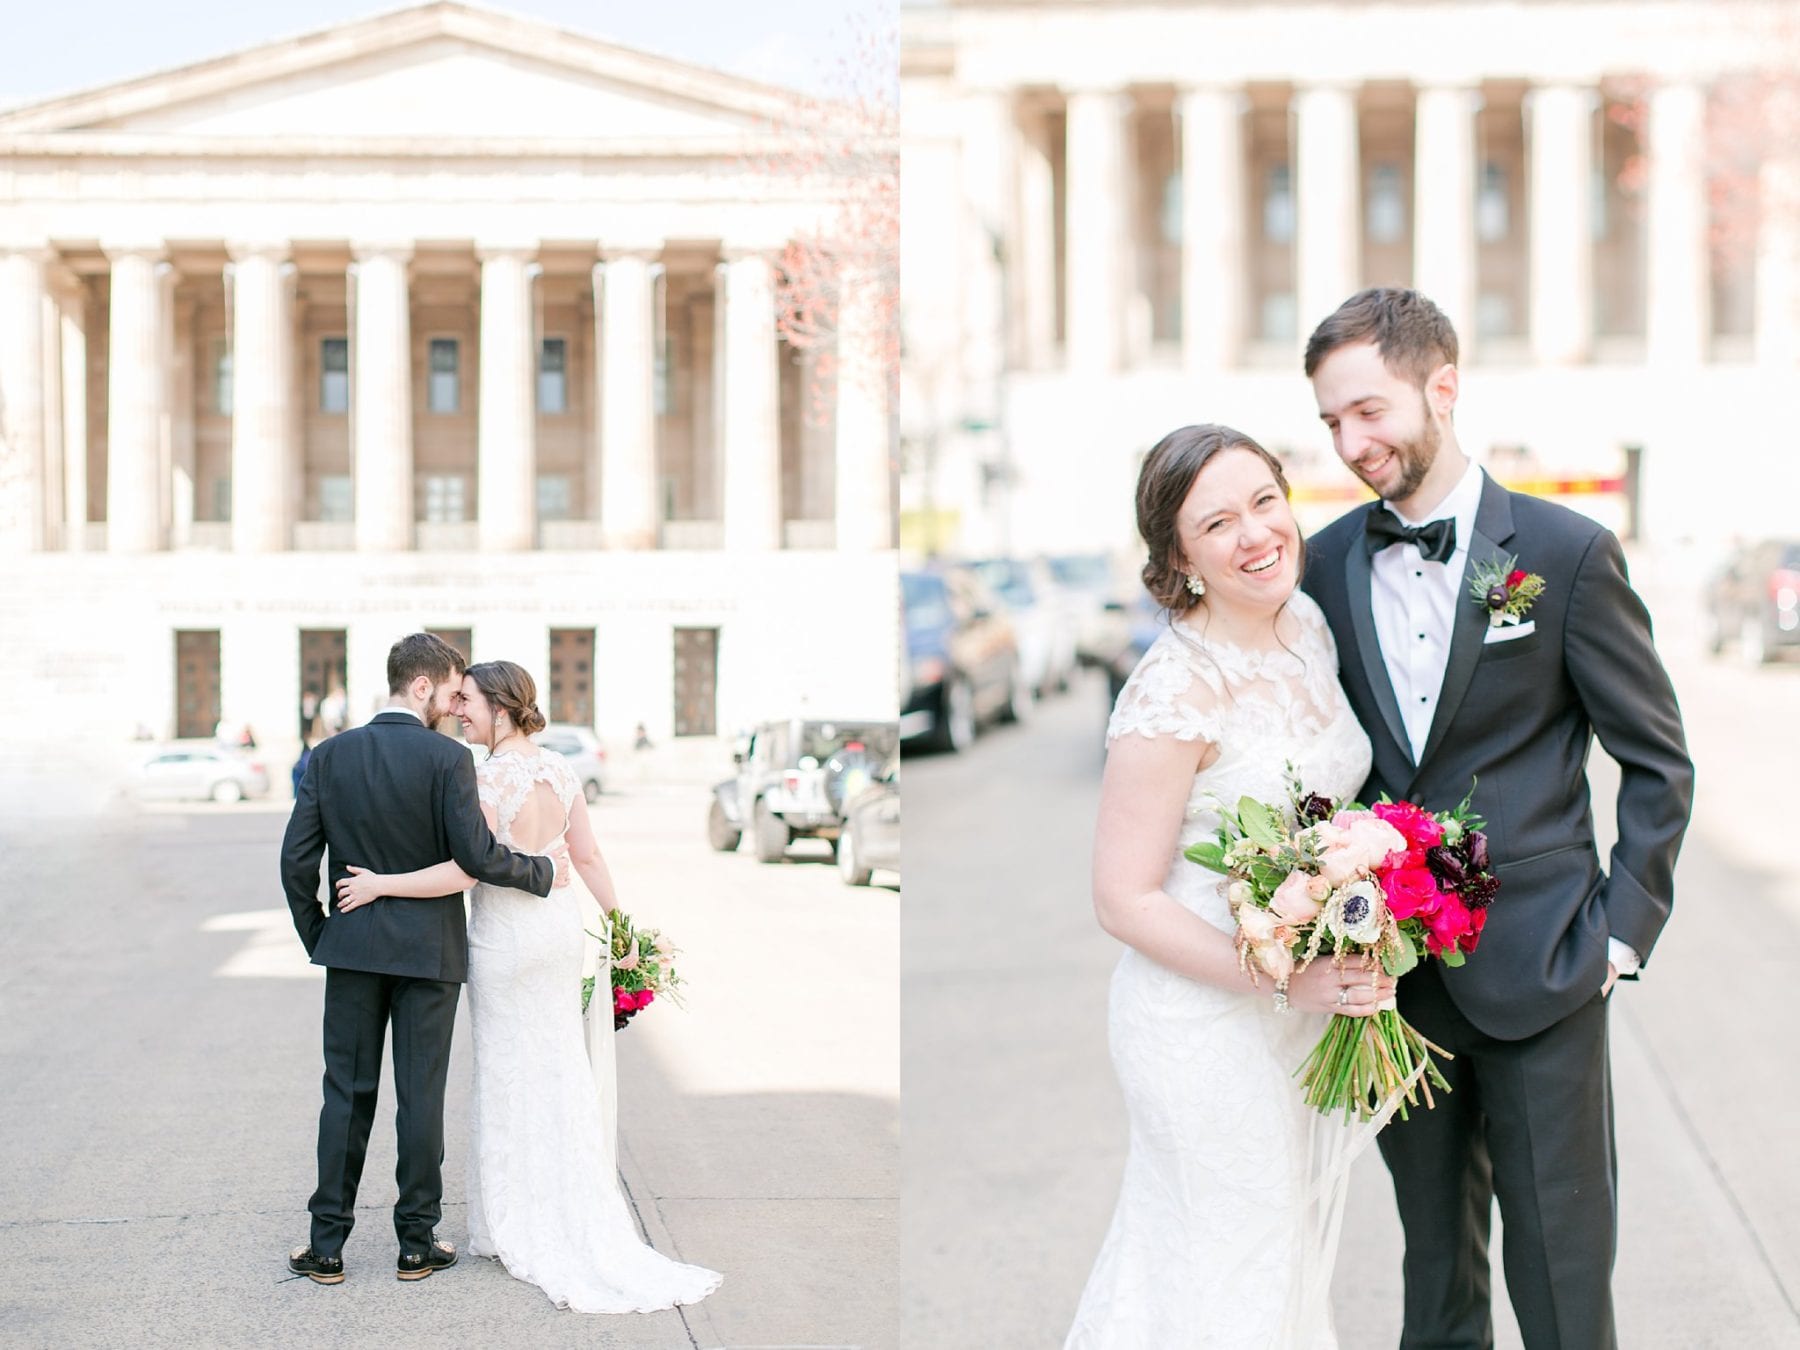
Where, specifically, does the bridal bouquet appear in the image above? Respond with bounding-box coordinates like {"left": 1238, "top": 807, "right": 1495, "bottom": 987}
{"left": 1186, "top": 773, "right": 1498, "bottom": 1121}
{"left": 581, "top": 908, "right": 687, "bottom": 1031}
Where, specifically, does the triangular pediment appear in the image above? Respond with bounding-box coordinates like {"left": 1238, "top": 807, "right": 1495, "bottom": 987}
{"left": 0, "top": 2, "right": 812, "bottom": 141}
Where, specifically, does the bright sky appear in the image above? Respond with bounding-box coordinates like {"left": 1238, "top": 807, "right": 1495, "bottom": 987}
{"left": 0, "top": 0, "right": 896, "bottom": 106}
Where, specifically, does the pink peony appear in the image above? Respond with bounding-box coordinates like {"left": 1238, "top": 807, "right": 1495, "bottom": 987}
{"left": 1235, "top": 903, "right": 1281, "bottom": 944}
{"left": 1271, "top": 870, "right": 1323, "bottom": 925}
{"left": 1372, "top": 800, "right": 1444, "bottom": 852}
{"left": 1318, "top": 840, "right": 1366, "bottom": 887}
{"left": 1348, "top": 818, "right": 1409, "bottom": 871}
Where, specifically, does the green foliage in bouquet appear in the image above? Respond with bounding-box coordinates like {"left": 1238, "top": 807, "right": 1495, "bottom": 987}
{"left": 580, "top": 907, "right": 687, "bottom": 1016}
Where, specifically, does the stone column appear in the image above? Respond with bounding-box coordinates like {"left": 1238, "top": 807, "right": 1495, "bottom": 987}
{"left": 1179, "top": 86, "right": 1246, "bottom": 373}
{"left": 227, "top": 242, "right": 291, "bottom": 552}
{"left": 1756, "top": 154, "right": 1800, "bottom": 368}
{"left": 1413, "top": 85, "right": 1479, "bottom": 353}
{"left": 1016, "top": 106, "right": 1059, "bottom": 370}
{"left": 1527, "top": 84, "right": 1596, "bottom": 365}
{"left": 168, "top": 293, "right": 198, "bottom": 548}
{"left": 0, "top": 247, "right": 50, "bottom": 552}
{"left": 351, "top": 243, "right": 414, "bottom": 550}
{"left": 477, "top": 244, "right": 537, "bottom": 551}
{"left": 1064, "top": 89, "right": 1128, "bottom": 374}
{"left": 1645, "top": 83, "right": 1708, "bottom": 368}
{"left": 39, "top": 287, "right": 64, "bottom": 547}
{"left": 835, "top": 264, "right": 892, "bottom": 550}
{"left": 961, "top": 89, "right": 1013, "bottom": 397}
{"left": 1295, "top": 83, "right": 1361, "bottom": 346}
{"left": 103, "top": 243, "right": 166, "bottom": 552}
{"left": 598, "top": 247, "right": 660, "bottom": 549}
{"left": 720, "top": 249, "right": 781, "bottom": 551}
{"left": 58, "top": 285, "right": 88, "bottom": 551}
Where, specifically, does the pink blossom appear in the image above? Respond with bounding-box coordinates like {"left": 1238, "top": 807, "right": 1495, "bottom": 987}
{"left": 1271, "top": 870, "right": 1323, "bottom": 924}
{"left": 1381, "top": 866, "right": 1442, "bottom": 922}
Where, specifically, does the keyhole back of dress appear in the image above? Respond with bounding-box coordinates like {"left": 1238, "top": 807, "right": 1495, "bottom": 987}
{"left": 508, "top": 778, "right": 568, "bottom": 853}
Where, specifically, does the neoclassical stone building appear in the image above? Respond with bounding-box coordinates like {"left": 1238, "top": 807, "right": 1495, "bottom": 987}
{"left": 0, "top": 2, "right": 897, "bottom": 764}
{"left": 902, "top": 0, "right": 1800, "bottom": 555}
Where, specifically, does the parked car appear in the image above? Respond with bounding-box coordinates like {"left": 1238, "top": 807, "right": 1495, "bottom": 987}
{"left": 838, "top": 763, "right": 899, "bottom": 887}
{"left": 1705, "top": 539, "right": 1800, "bottom": 665}
{"left": 1048, "top": 552, "right": 1128, "bottom": 669}
{"left": 708, "top": 718, "right": 899, "bottom": 863}
{"left": 532, "top": 724, "right": 608, "bottom": 801}
{"left": 901, "top": 567, "right": 1027, "bottom": 753}
{"left": 962, "top": 557, "right": 1079, "bottom": 697}
{"left": 1086, "top": 590, "right": 1170, "bottom": 708}
{"left": 128, "top": 744, "right": 271, "bottom": 803}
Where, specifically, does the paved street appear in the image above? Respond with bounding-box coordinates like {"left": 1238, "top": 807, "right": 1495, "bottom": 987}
{"left": 0, "top": 775, "right": 897, "bottom": 1349}
{"left": 902, "top": 554, "right": 1800, "bottom": 1349}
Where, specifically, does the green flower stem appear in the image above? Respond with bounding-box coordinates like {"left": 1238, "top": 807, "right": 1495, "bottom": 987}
{"left": 1295, "top": 1009, "right": 1456, "bottom": 1121}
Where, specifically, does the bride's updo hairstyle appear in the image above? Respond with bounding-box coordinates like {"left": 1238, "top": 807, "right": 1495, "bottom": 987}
{"left": 1136, "top": 423, "right": 1301, "bottom": 615}
{"left": 465, "top": 660, "right": 549, "bottom": 736}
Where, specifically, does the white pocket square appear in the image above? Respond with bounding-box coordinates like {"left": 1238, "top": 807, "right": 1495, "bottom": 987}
{"left": 1483, "top": 619, "right": 1536, "bottom": 645}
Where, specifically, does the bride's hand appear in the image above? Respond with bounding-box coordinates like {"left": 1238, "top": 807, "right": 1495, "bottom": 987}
{"left": 1284, "top": 955, "right": 1397, "bottom": 1018}
{"left": 335, "top": 865, "right": 386, "bottom": 913}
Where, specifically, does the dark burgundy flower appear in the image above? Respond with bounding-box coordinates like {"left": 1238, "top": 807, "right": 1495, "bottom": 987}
{"left": 1465, "top": 829, "right": 1490, "bottom": 873}
{"left": 1296, "top": 792, "right": 1335, "bottom": 826}
{"left": 1426, "top": 845, "right": 1468, "bottom": 890}
{"left": 1461, "top": 872, "right": 1500, "bottom": 910}
{"left": 1485, "top": 584, "right": 1510, "bottom": 611}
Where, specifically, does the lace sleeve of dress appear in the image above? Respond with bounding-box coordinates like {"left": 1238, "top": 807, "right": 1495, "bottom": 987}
{"left": 1104, "top": 631, "right": 1228, "bottom": 747}
{"left": 484, "top": 756, "right": 537, "bottom": 841}
{"left": 539, "top": 753, "right": 581, "bottom": 814}
{"left": 1289, "top": 588, "right": 1341, "bottom": 671}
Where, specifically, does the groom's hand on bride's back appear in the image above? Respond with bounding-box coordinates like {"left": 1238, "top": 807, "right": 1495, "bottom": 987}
{"left": 550, "top": 844, "right": 573, "bottom": 888}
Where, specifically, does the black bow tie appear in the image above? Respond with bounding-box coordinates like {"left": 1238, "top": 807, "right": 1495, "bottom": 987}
{"left": 1364, "top": 511, "right": 1457, "bottom": 563}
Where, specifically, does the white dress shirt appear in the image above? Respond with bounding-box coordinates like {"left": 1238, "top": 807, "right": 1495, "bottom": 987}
{"left": 375, "top": 706, "right": 423, "bottom": 722}
{"left": 1367, "top": 461, "right": 1638, "bottom": 981}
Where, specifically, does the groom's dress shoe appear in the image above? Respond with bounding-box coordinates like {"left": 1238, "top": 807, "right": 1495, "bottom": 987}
{"left": 288, "top": 1245, "right": 345, "bottom": 1284}
{"left": 396, "top": 1235, "right": 457, "bottom": 1281}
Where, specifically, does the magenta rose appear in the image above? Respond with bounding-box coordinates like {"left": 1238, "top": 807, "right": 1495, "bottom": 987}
{"left": 633, "top": 988, "right": 656, "bottom": 1010}
{"left": 614, "top": 985, "right": 635, "bottom": 1012}
{"left": 1380, "top": 865, "right": 1442, "bottom": 922}
{"left": 1423, "top": 893, "right": 1474, "bottom": 956}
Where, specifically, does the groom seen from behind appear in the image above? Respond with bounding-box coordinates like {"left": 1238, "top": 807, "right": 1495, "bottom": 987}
{"left": 280, "top": 633, "right": 559, "bottom": 1285}
{"left": 1300, "top": 289, "right": 1693, "bottom": 1349}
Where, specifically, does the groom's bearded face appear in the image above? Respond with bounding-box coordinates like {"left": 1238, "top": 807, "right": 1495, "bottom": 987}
{"left": 428, "top": 676, "right": 462, "bottom": 725}
{"left": 1346, "top": 391, "right": 1440, "bottom": 503}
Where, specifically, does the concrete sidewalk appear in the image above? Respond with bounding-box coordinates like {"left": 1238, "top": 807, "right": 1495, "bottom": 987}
{"left": 0, "top": 785, "right": 897, "bottom": 1349}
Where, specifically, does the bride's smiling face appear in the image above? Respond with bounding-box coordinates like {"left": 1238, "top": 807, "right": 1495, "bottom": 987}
{"left": 1176, "top": 446, "right": 1300, "bottom": 617}
{"left": 454, "top": 675, "right": 497, "bottom": 747}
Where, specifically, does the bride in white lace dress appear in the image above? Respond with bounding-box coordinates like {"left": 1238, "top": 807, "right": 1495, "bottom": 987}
{"left": 1066, "top": 426, "right": 1393, "bottom": 1349}
{"left": 337, "top": 660, "right": 721, "bottom": 1314}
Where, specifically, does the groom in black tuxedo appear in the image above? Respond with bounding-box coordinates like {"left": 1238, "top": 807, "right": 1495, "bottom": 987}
{"left": 1299, "top": 290, "right": 1692, "bottom": 1349}
{"left": 280, "top": 632, "right": 557, "bottom": 1283}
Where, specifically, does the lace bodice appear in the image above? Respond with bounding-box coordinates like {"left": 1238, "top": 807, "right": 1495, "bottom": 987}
{"left": 475, "top": 748, "right": 580, "bottom": 852}
{"left": 1106, "top": 591, "right": 1374, "bottom": 911}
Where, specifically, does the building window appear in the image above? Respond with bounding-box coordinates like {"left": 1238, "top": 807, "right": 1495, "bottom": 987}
{"left": 320, "top": 337, "right": 349, "bottom": 413}
{"left": 213, "top": 339, "right": 233, "bottom": 415}
{"left": 655, "top": 335, "right": 672, "bottom": 416}
{"left": 1263, "top": 163, "right": 1295, "bottom": 245}
{"left": 1591, "top": 164, "right": 1609, "bottom": 240}
{"left": 537, "top": 474, "right": 573, "bottom": 522}
{"left": 422, "top": 474, "right": 467, "bottom": 523}
{"left": 1478, "top": 162, "right": 1511, "bottom": 243}
{"left": 538, "top": 337, "right": 567, "bottom": 414}
{"left": 1260, "top": 292, "right": 1297, "bottom": 343}
{"left": 213, "top": 477, "right": 232, "bottom": 521}
{"left": 318, "top": 475, "right": 353, "bottom": 523}
{"left": 672, "top": 627, "right": 718, "bottom": 737}
{"left": 1476, "top": 292, "right": 1514, "bottom": 339}
{"left": 429, "top": 338, "right": 460, "bottom": 414}
{"left": 1161, "top": 170, "right": 1183, "bottom": 245}
{"left": 1367, "top": 162, "right": 1405, "bottom": 244}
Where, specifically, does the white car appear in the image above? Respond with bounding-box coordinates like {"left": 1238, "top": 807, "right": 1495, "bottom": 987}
{"left": 533, "top": 724, "right": 608, "bottom": 802}
{"left": 128, "top": 744, "right": 271, "bottom": 803}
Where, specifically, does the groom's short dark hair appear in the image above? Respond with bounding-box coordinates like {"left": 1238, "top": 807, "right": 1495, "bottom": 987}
{"left": 387, "top": 632, "right": 466, "bottom": 694}
{"left": 1304, "top": 287, "right": 1459, "bottom": 386}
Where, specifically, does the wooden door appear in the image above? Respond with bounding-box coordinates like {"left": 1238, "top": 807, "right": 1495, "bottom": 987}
{"left": 672, "top": 627, "right": 717, "bottom": 737}
{"left": 175, "top": 631, "right": 221, "bottom": 740}
{"left": 549, "top": 628, "right": 595, "bottom": 728}
{"left": 298, "top": 629, "right": 347, "bottom": 743}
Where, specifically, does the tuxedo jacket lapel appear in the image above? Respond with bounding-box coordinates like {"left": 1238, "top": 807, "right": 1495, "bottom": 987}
{"left": 1412, "top": 475, "right": 1517, "bottom": 785}
{"left": 1343, "top": 509, "right": 1415, "bottom": 771}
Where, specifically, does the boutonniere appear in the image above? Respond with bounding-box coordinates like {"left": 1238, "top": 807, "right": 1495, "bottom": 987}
{"left": 1469, "top": 555, "right": 1545, "bottom": 628}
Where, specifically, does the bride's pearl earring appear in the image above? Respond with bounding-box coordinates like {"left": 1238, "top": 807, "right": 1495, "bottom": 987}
{"left": 1185, "top": 572, "right": 1206, "bottom": 597}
